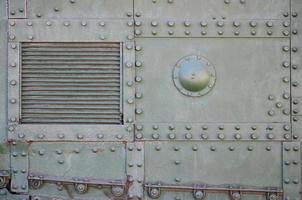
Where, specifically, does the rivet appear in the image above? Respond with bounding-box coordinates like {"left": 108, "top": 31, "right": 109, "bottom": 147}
{"left": 229, "top": 146, "right": 235, "bottom": 151}
{"left": 200, "top": 21, "right": 208, "bottom": 27}
{"left": 58, "top": 159, "right": 64, "bottom": 164}
{"left": 251, "top": 30, "right": 257, "bottom": 35}
{"left": 63, "top": 21, "right": 70, "bottom": 27}
{"left": 293, "top": 146, "right": 299, "bottom": 151}
{"left": 127, "top": 98, "right": 134, "bottom": 104}
{"left": 10, "top": 98, "right": 17, "bottom": 104}
{"left": 201, "top": 133, "right": 208, "bottom": 140}
{"left": 151, "top": 21, "right": 158, "bottom": 27}
{"left": 284, "top": 178, "right": 290, "bottom": 184}
{"left": 267, "top": 30, "right": 273, "bottom": 35}
{"left": 249, "top": 21, "right": 257, "bottom": 27}
{"left": 217, "top": 21, "right": 224, "bottom": 27}
{"left": 210, "top": 146, "right": 216, "bottom": 151}
{"left": 250, "top": 133, "right": 258, "bottom": 140}
{"left": 175, "top": 178, "right": 181, "bottom": 182}
{"left": 168, "top": 133, "right": 176, "bottom": 140}
{"left": 155, "top": 146, "right": 161, "bottom": 151}
{"left": 275, "top": 102, "right": 283, "bottom": 108}
{"left": 282, "top": 61, "right": 290, "bottom": 68}
{"left": 283, "top": 30, "right": 289, "bottom": 36}
{"left": 184, "top": 21, "right": 191, "bottom": 27}
{"left": 247, "top": 146, "right": 253, "bottom": 151}
{"left": 192, "top": 146, "right": 198, "bottom": 151}
{"left": 266, "top": 21, "right": 273, "bottom": 27}
{"left": 266, "top": 146, "right": 271, "bottom": 151}
{"left": 167, "top": 21, "right": 175, "bottom": 27}
{"left": 174, "top": 160, "right": 181, "bottom": 165}
{"left": 116, "top": 134, "right": 123, "bottom": 139}
{"left": 10, "top": 80, "right": 17, "bottom": 86}
{"left": 77, "top": 134, "right": 84, "bottom": 139}
{"left": 110, "top": 146, "right": 116, "bottom": 152}
{"left": 9, "top": 21, "right": 16, "bottom": 26}
{"left": 268, "top": 110, "right": 275, "bottom": 116}
{"left": 136, "top": 133, "right": 143, "bottom": 139}
{"left": 174, "top": 146, "right": 180, "bottom": 151}
{"left": 81, "top": 21, "right": 87, "bottom": 26}
{"left": 283, "top": 21, "right": 290, "bottom": 27}
{"left": 293, "top": 179, "right": 299, "bottom": 184}
{"left": 152, "top": 133, "right": 160, "bottom": 139}
{"left": 185, "top": 133, "right": 192, "bottom": 139}
{"left": 233, "top": 21, "right": 240, "bottom": 27}
{"left": 54, "top": 7, "right": 60, "bottom": 12}
{"left": 135, "top": 108, "right": 143, "bottom": 115}
{"left": 202, "top": 125, "right": 208, "bottom": 130}
{"left": 11, "top": 44, "right": 17, "bottom": 49}
{"left": 135, "top": 12, "right": 142, "bottom": 17}
{"left": 283, "top": 134, "right": 290, "bottom": 140}
{"left": 283, "top": 92, "right": 290, "bottom": 99}
{"left": 98, "top": 21, "right": 106, "bottom": 27}
{"left": 46, "top": 21, "right": 52, "bottom": 26}
{"left": 234, "top": 133, "right": 241, "bottom": 140}
{"left": 283, "top": 109, "right": 290, "bottom": 115}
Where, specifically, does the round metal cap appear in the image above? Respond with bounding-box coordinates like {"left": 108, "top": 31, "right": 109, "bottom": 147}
{"left": 173, "top": 55, "right": 216, "bottom": 97}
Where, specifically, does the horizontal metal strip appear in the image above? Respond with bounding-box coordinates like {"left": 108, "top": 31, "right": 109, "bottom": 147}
{"left": 22, "top": 88, "right": 120, "bottom": 92}
{"left": 22, "top": 65, "right": 120, "bottom": 69}
{"left": 22, "top": 62, "right": 120, "bottom": 65}
{"left": 22, "top": 52, "right": 120, "bottom": 56}
{"left": 22, "top": 70, "right": 120, "bottom": 74}
{"left": 22, "top": 75, "right": 120, "bottom": 78}
{"left": 22, "top": 97, "right": 120, "bottom": 101}
{"left": 22, "top": 110, "right": 120, "bottom": 114}
{"left": 22, "top": 105, "right": 120, "bottom": 109}
{"left": 22, "top": 101, "right": 120, "bottom": 105}
{"left": 22, "top": 83, "right": 120, "bottom": 87}
{"left": 21, "top": 93, "right": 119, "bottom": 96}
{"left": 22, "top": 79, "right": 120, "bottom": 83}
{"left": 28, "top": 172, "right": 126, "bottom": 186}
{"left": 22, "top": 50, "right": 120, "bottom": 53}
{"left": 21, "top": 120, "right": 121, "bottom": 124}
{"left": 22, "top": 43, "right": 120, "bottom": 48}
{"left": 22, "top": 57, "right": 120, "bottom": 61}
{"left": 21, "top": 115, "right": 121, "bottom": 119}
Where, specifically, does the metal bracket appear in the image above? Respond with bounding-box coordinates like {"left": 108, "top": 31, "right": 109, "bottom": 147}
{"left": 144, "top": 183, "right": 283, "bottom": 199}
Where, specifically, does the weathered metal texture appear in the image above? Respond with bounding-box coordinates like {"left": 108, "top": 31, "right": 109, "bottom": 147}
{"left": 0, "top": 0, "right": 302, "bottom": 199}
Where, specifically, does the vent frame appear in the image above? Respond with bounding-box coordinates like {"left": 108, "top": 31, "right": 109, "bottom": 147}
{"left": 7, "top": 41, "right": 135, "bottom": 142}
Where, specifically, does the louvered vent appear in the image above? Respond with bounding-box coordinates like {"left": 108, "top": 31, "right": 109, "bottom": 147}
{"left": 21, "top": 43, "right": 122, "bottom": 124}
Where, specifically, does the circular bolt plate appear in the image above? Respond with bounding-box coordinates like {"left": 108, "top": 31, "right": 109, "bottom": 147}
{"left": 173, "top": 55, "right": 216, "bottom": 97}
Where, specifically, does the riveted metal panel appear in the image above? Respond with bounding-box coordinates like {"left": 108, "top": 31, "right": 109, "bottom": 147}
{"left": 1, "top": 0, "right": 302, "bottom": 199}
{"left": 28, "top": 142, "right": 128, "bottom": 199}
{"left": 135, "top": 38, "right": 290, "bottom": 124}
{"left": 144, "top": 141, "right": 282, "bottom": 199}
{"left": 134, "top": 0, "right": 290, "bottom": 20}
{"left": 27, "top": 0, "right": 133, "bottom": 19}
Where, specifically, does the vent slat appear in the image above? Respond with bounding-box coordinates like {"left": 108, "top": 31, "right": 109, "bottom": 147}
{"left": 21, "top": 42, "right": 122, "bottom": 124}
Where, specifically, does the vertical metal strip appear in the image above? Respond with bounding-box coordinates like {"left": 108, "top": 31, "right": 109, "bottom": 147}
{"left": 282, "top": 142, "right": 301, "bottom": 199}
{"left": 10, "top": 142, "right": 29, "bottom": 193}
{"left": 127, "top": 142, "right": 144, "bottom": 199}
